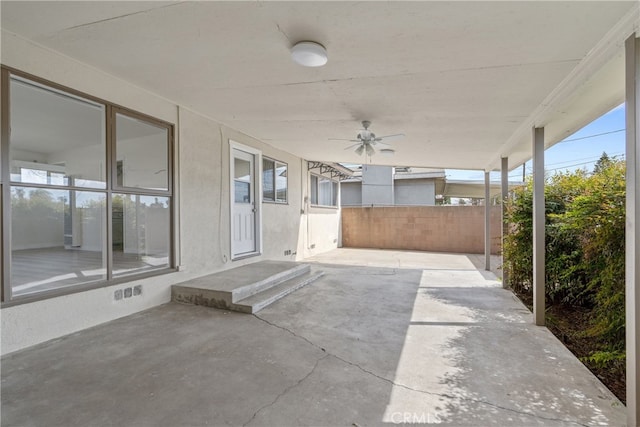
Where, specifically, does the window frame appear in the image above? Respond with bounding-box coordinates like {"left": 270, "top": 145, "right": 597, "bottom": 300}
{"left": 111, "top": 107, "right": 173, "bottom": 195}
{"left": 0, "top": 66, "right": 176, "bottom": 306}
{"left": 310, "top": 173, "right": 340, "bottom": 208}
{"left": 262, "top": 157, "right": 288, "bottom": 204}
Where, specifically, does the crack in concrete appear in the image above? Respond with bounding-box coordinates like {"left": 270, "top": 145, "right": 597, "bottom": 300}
{"left": 192, "top": 58, "right": 582, "bottom": 92}
{"left": 275, "top": 24, "right": 291, "bottom": 45}
{"left": 62, "top": 2, "right": 186, "bottom": 32}
{"left": 243, "top": 353, "right": 329, "bottom": 427}
{"left": 253, "top": 314, "right": 591, "bottom": 427}
{"left": 254, "top": 314, "right": 328, "bottom": 353}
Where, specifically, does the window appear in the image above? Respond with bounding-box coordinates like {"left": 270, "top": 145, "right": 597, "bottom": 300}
{"left": 9, "top": 76, "right": 106, "bottom": 189}
{"left": 262, "top": 158, "right": 287, "bottom": 203}
{"left": 235, "top": 156, "right": 252, "bottom": 203}
{"left": 310, "top": 174, "right": 339, "bottom": 207}
{"left": 115, "top": 113, "right": 169, "bottom": 191}
{"left": 2, "top": 71, "right": 173, "bottom": 302}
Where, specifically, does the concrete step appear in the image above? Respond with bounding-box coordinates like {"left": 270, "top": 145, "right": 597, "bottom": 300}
{"left": 171, "top": 261, "right": 317, "bottom": 312}
{"left": 230, "top": 271, "right": 324, "bottom": 314}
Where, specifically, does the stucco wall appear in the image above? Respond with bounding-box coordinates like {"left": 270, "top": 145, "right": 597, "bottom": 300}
{"left": 340, "top": 181, "right": 362, "bottom": 206}
{"left": 394, "top": 179, "right": 436, "bottom": 206}
{"left": 341, "top": 178, "right": 437, "bottom": 207}
{"left": 177, "top": 109, "right": 308, "bottom": 274}
{"left": 341, "top": 206, "right": 502, "bottom": 254}
{"left": 0, "top": 31, "right": 339, "bottom": 355}
{"left": 361, "top": 165, "right": 393, "bottom": 206}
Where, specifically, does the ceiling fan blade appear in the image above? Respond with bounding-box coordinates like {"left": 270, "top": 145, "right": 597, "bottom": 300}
{"left": 329, "top": 138, "right": 360, "bottom": 142}
{"left": 372, "top": 141, "right": 392, "bottom": 147}
{"left": 344, "top": 143, "right": 361, "bottom": 150}
{"left": 355, "top": 145, "right": 365, "bottom": 156}
{"left": 365, "top": 144, "right": 375, "bottom": 156}
{"left": 376, "top": 133, "right": 405, "bottom": 142}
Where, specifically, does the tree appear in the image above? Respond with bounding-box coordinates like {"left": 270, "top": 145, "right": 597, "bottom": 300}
{"left": 593, "top": 152, "right": 612, "bottom": 175}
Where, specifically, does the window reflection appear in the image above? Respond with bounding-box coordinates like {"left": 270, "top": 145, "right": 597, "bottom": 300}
{"left": 234, "top": 157, "right": 251, "bottom": 203}
{"left": 310, "top": 174, "right": 339, "bottom": 207}
{"left": 9, "top": 77, "right": 106, "bottom": 189}
{"left": 112, "top": 194, "right": 170, "bottom": 277}
{"left": 115, "top": 114, "right": 169, "bottom": 191}
{"left": 11, "top": 187, "right": 107, "bottom": 296}
{"left": 263, "top": 158, "right": 287, "bottom": 203}
{"left": 263, "top": 159, "right": 275, "bottom": 201}
{"left": 5, "top": 73, "right": 174, "bottom": 302}
{"left": 275, "top": 164, "right": 287, "bottom": 202}
{"left": 319, "top": 178, "right": 332, "bottom": 206}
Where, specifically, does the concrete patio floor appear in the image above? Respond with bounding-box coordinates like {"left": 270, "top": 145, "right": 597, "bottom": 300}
{"left": 1, "top": 249, "right": 625, "bottom": 426}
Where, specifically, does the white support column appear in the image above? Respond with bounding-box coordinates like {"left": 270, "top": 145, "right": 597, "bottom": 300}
{"left": 484, "top": 171, "right": 491, "bottom": 271}
{"left": 533, "top": 127, "right": 545, "bottom": 327}
{"left": 625, "top": 33, "right": 639, "bottom": 427}
{"left": 501, "top": 157, "right": 509, "bottom": 289}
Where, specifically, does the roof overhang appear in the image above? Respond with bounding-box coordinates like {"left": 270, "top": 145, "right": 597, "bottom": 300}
{"left": 2, "top": 1, "right": 638, "bottom": 172}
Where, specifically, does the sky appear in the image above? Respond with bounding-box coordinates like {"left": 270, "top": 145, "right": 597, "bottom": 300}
{"left": 445, "top": 103, "right": 626, "bottom": 182}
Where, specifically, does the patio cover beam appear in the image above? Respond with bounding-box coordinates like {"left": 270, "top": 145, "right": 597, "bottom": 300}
{"left": 484, "top": 171, "right": 491, "bottom": 271}
{"left": 533, "top": 127, "right": 545, "bottom": 327}
{"left": 501, "top": 157, "right": 509, "bottom": 289}
{"left": 625, "top": 33, "right": 639, "bottom": 427}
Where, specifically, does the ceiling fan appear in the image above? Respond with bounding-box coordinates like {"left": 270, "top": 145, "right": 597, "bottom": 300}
{"left": 329, "top": 121, "right": 405, "bottom": 156}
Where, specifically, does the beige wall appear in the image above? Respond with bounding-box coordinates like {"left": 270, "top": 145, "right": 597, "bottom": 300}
{"left": 342, "top": 206, "right": 501, "bottom": 254}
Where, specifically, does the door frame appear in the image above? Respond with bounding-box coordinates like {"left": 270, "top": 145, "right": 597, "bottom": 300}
{"left": 229, "top": 140, "right": 262, "bottom": 260}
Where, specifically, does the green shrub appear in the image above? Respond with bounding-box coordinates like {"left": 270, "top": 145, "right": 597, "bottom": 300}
{"left": 503, "top": 154, "right": 626, "bottom": 366}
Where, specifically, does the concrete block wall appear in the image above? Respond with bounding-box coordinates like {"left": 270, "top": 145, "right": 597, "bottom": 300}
{"left": 341, "top": 206, "right": 502, "bottom": 254}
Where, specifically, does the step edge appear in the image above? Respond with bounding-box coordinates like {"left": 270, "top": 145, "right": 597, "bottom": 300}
{"left": 170, "top": 263, "right": 311, "bottom": 305}
{"left": 232, "top": 271, "right": 325, "bottom": 314}
{"left": 171, "top": 286, "right": 233, "bottom": 310}
{"left": 231, "top": 263, "right": 311, "bottom": 302}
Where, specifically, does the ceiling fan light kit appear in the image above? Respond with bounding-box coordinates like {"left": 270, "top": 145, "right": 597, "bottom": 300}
{"left": 328, "top": 120, "right": 405, "bottom": 157}
{"left": 291, "top": 41, "right": 328, "bottom": 67}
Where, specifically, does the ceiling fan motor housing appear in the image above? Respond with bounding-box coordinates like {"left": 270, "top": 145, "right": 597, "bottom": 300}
{"left": 329, "top": 120, "right": 404, "bottom": 156}
{"left": 359, "top": 130, "right": 374, "bottom": 141}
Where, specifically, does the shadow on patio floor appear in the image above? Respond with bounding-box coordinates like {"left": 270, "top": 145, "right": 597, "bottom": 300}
{"left": 1, "top": 248, "right": 624, "bottom": 426}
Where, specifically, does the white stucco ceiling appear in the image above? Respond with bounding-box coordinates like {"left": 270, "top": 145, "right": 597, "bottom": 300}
{"left": 2, "top": 1, "right": 638, "bottom": 171}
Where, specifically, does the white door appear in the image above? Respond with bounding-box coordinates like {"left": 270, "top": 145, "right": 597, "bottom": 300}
{"left": 231, "top": 148, "right": 257, "bottom": 257}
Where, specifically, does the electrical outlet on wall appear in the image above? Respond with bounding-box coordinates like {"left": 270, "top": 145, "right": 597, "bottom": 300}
{"left": 114, "top": 285, "right": 142, "bottom": 302}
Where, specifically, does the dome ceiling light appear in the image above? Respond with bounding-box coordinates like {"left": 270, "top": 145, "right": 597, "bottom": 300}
{"left": 291, "top": 41, "right": 328, "bottom": 67}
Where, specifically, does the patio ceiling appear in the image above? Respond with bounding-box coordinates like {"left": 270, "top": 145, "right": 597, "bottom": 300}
{"left": 1, "top": 1, "right": 637, "bottom": 171}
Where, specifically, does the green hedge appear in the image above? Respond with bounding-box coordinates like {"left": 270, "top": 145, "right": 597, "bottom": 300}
{"left": 503, "top": 154, "right": 625, "bottom": 366}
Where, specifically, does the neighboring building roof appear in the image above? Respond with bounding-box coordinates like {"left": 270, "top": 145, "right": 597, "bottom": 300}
{"left": 340, "top": 165, "right": 525, "bottom": 199}
{"left": 340, "top": 165, "right": 446, "bottom": 182}
{"left": 443, "top": 180, "right": 524, "bottom": 199}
